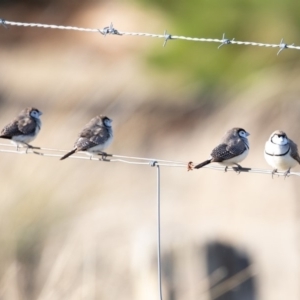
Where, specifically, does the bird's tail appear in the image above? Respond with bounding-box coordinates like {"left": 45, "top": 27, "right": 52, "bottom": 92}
{"left": 0, "top": 135, "right": 11, "bottom": 139}
{"left": 60, "top": 148, "right": 77, "bottom": 160}
{"left": 194, "top": 159, "right": 212, "bottom": 169}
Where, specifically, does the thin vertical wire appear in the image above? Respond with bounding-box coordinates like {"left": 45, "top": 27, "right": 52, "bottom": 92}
{"left": 156, "top": 164, "right": 163, "bottom": 300}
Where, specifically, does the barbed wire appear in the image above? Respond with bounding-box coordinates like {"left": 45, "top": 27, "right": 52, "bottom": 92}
{"left": 0, "top": 142, "right": 299, "bottom": 177}
{"left": 0, "top": 17, "right": 293, "bottom": 300}
{"left": 1, "top": 19, "right": 300, "bottom": 54}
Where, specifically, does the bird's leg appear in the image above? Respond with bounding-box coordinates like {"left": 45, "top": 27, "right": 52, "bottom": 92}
{"left": 224, "top": 166, "right": 228, "bottom": 172}
{"left": 232, "top": 163, "right": 242, "bottom": 174}
{"left": 283, "top": 168, "right": 291, "bottom": 179}
{"left": 98, "top": 151, "right": 112, "bottom": 161}
{"left": 271, "top": 169, "right": 277, "bottom": 179}
{"left": 24, "top": 142, "right": 30, "bottom": 154}
{"left": 22, "top": 142, "right": 40, "bottom": 150}
{"left": 23, "top": 142, "right": 42, "bottom": 154}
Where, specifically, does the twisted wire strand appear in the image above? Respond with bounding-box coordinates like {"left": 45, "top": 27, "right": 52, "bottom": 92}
{"left": 2, "top": 19, "right": 300, "bottom": 51}
{"left": 0, "top": 142, "right": 299, "bottom": 176}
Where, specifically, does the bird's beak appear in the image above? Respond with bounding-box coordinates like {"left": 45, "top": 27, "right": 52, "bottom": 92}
{"left": 246, "top": 132, "right": 250, "bottom": 136}
{"left": 39, "top": 111, "right": 43, "bottom": 116}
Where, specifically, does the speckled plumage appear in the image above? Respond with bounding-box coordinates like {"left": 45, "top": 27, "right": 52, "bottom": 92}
{"left": 0, "top": 107, "right": 42, "bottom": 145}
{"left": 60, "top": 115, "right": 113, "bottom": 160}
{"left": 194, "top": 127, "right": 250, "bottom": 169}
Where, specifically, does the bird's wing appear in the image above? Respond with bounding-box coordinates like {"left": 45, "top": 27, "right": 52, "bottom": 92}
{"left": 0, "top": 119, "right": 22, "bottom": 137}
{"left": 289, "top": 139, "right": 300, "bottom": 164}
{"left": 89, "top": 127, "right": 110, "bottom": 145}
{"left": 75, "top": 126, "right": 109, "bottom": 151}
{"left": 0, "top": 116, "right": 36, "bottom": 137}
{"left": 17, "top": 117, "right": 38, "bottom": 135}
{"left": 211, "top": 139, "right": 246, "bottom": 162}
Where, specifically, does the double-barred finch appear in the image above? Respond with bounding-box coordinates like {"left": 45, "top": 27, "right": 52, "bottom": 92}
{"left": 60, "top": 115, "right": 113, "bottom": 160}
{"left": 0, "top": 107, "right": 42, "bottom": 149}
{"left": 193, "top": 127, "right": 250, "bottom": 171}
{"left": 264, "top": 130, "right": 300, "bottom": 177}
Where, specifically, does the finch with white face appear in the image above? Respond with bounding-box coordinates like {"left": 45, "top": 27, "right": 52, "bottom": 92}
{"left": 60, "top": 115, "right": 113, "bottom": 160}
{"left": 0, "top": 107, "right": 42, "bottom": 149}
{"left": 193, "top": 127, "right": 250, "bottom": 172}
{"left": 264, "top": 130, "right": 300, "bottom": 177}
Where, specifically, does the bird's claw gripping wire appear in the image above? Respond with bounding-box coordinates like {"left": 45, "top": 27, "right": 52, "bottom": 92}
{"left": 99, "top": 22, "right": 122, "bottom": 36}
{"left": 98, "top": 152, "right": 112, "bottom": 162}
{"left": 24, "top": 144, "right": 41, "bottom": 154}
{"left": 27, "top": 144, "right": 41, "bottom": 150}
{"left": 283, "top": 168, "right": 291, "bottom": 179}
{"left": 271, "top": 169, "right": 277, "bottom": 179}
{"left": 16, "top": 142, "right": 39, "bottom": 151}
{"left": 218, "top": 33, "right": 234, "bottom": 49}
{"left": 232, "top": 164, "right": 242, "bottom": 174}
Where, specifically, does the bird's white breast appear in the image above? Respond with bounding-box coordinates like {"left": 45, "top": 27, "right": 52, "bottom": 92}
{"left": 264, "top": 141, "right": 297, "bottom": 170}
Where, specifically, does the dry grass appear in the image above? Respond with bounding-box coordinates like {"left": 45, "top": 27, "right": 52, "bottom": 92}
{"left": 0, "top": 2, "right": 300, "bottom": 300}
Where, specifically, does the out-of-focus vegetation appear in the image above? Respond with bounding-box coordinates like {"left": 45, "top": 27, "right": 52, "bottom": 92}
{"left": 140, "top": 0, "right": 300, "bottom": 92}
{"left": 1, "top": 1, "right": 300, "bottom": 299}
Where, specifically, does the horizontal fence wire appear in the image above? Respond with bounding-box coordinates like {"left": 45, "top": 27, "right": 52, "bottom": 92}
{"left": 1, "top": 19, "right": 300, "bottom": 54}
{"left": 1, "top": 17, "right": 293, "bottom": 300}
{"left": 0, "top": 142, "right": 299, "bottom": 177}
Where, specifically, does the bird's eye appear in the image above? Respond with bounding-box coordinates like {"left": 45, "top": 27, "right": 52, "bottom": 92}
{"left": 239, "top": 130, "right": 246, "bottom": 137}
{"left": 104, "top": 118, "right": 112, "bottom": 126}
{"left": 30, "top": 110, "right": 40, "bottom": 118}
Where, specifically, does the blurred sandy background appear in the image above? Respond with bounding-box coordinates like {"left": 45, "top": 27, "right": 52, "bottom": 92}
{"left": 0, "top": 0, "right": 300, "bottom": 299}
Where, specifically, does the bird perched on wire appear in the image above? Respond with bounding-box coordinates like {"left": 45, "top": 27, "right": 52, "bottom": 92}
{"left": 0, "top": 107, "right": 42, "bottom": 149}
{"left": 264, "top": 130, "right": 300, "bottom": 178}
{"left": 191, "top": 127, "right": 250, "bottom": 172}
{"left": 60, "top": 115, "right": 113, "bottom": 160}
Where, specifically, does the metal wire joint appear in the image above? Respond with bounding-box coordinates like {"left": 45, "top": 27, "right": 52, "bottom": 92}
{"left": 150, "top": 160, "right": 158, "bottom": 167}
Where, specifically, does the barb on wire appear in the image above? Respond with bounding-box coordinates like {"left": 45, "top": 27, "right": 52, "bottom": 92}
{"left": 163, "top": 30, "right": 172, "bottom": 47}
{"left": 277, "top": 38, "right": 293, "bottom": 55}
{"left": 218, "top": 33, "right": 234, "bottom": 49}
{"left": 0, "top": 142, "right": 299, "bottom": 177}
{"left": 99, "top": 22, "right": 122, "bottom": 36}
{"left": 0, "top": 18, "right": 7, "bottom": 29}
{"left": 2, "top": 19, "right": 300, "bottom": 53}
